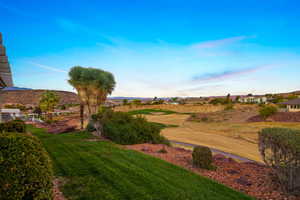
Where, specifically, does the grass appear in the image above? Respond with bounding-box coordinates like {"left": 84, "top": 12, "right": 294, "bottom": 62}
{"left": 127, "top": 108, "right": 177, "bottom": 115}
{"left": 151, "top": 121, "right": 179, "bottom": 129}
{"left": 29, "top": 125, "right": 253, "bottom": 200}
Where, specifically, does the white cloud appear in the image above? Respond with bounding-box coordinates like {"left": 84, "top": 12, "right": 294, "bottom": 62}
{"left": 28, "top": 61, "right": 67, "bottom": 73}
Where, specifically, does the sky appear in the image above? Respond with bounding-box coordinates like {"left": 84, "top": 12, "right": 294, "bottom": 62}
{"left": 0, "top": 0, "right": 300, "bottom": 97}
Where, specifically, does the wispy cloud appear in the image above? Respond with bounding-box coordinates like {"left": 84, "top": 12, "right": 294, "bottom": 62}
{"left": 29, "top": 61, "right": 67, "bottom": 73}
{"left": 55, "top": 18, "right": 114, "bottom": 44}
{"left": 192, "top": 36, "right": 251, "bottom": 49}
{"left": 192, "top": 64, "right": 276, "bottom": 82}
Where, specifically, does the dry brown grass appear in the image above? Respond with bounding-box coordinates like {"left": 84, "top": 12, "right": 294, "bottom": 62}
{"left": 144, "top": 112, "right": 300, "bottom": 163}
{"left": 114, "top": 104, "right": 225, "bottom": 113}
{"left": 114, "top": 104, "right": 300, "bottom": 162}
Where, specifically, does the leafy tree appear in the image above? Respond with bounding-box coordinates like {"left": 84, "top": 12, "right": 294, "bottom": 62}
{"left": 259, "top": 105, "right": 278, "bottom": 119}
{"left": 225, "top": 93, "right": 231, "bottom": 104}
{"left": 68, "top": 66, "right": 116, "bottom": 125}
{"left": 122, "top": 99, "right": 128, "bottom": 105}
{"left": 132, "top": 99, "right": 142, "bottom": 105}
{"left": 235, "top": 96, "right": 240, "bottom": 102}
{"left": 171, "top": 97, "right": 178, "bottom": 102}
{"left": 287, "top": 94, "right": 298, "bottom": 100}
{"left": 209, "top": 98, "right": 227, "bottom": 105}
{"left": 39, "top": 91, "right": 60, "bottom": 121}
{"left": 270, "top": 95, "right": 285, "bottom": 104}
{"left": 33, "top": 106, "right": 42, "bottom": 117}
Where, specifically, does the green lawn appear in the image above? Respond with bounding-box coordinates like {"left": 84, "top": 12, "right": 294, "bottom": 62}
{"left": 127, "top": 109, "right": 177, "bottom": 115}
{"left": 29, "top": 126, "right": 253, "bottom": 200}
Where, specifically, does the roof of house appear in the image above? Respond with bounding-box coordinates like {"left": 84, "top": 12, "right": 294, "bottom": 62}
{"left": 0, "top": 76, "right": 6, "bottom": 88}
{"left": 1, "top": 109, "right": 21, "bottom": 114}
{"left": 280, "top": 98, "right": 300, "bottom": 105}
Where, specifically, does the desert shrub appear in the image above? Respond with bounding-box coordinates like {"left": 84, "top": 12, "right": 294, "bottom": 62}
{"left": 158, "top": 147, "right": 168, "bottom": 154}
{"left": 91, "top": 110, "right": 169, "bottom": 145}
{"left": 192, "top": 146, "right": 215, "bottom": 170}
{"left": 4, "top": 104, "right": 26, "bottom": 111}
{"left": 259, "top": 105, "right": 278, "bottom": 119}
{"left": 259, "top": 128, "right": 300, "bottom": 195}
{"left": 200, "top": 116, "right": 209, "bottom": 122}
{"left": 0, "top": 133, "right": 53, "bottom": 199}
{"left": 209, "top": 98, "right": 229, "bottom": 105}
{"left": 224, "top": 104, "right": 234, "bottom": 111}
{"left": 0, "top": 119, "right": 26, "bottom": 133}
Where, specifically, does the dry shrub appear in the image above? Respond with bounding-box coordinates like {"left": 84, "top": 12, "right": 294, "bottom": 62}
{"left": 259, "top": 128, "right": 300, "bottom": 195}
{"left": 192, "top": 146, "right": 215, "bottom": 170}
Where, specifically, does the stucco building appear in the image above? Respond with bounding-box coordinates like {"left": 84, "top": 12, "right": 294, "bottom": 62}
{"left": 281, "top": 99, "right": 300, "bottom": 112}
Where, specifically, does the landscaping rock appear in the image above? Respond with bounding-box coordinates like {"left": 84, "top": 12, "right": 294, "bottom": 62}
{"left": 236, "top": 176, "right": 252, "bottom": 186}
{"left": 127, "top": 143, "right": 300, "bottom": 200}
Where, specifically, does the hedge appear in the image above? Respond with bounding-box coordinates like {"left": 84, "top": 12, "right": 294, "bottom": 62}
{"left": 0, "top": 120, "right": 26, "bottom": 133}
{"left": 259, "top": 128, "right": 300, "bottom": 195}
{"left": 0, "top": 133, "right": 53, "bottom": 200}
{"left": 90, "top": 110, "right": 169, "bottom": 145}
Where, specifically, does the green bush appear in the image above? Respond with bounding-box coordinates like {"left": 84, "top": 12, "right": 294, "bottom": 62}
{"left": 86, "top": 122, "right": 96, "bottom": 132}
{"left": 259, "top": 128, "right": 300, "bottom": 195}
{"left": 192, "top": 146, "right": 215, "bottom": 170}
{"left": 4, "top": 104, "right": 27, "bottom": 111}
{"left": 0, "top": 120, "right": 26, "bottom": 133}
{"left": 224, "top": 104, "right": 234, "bottom": 111}
{"left": 0, "top": 133, "right": 53, "bottom": 200}
{"left": 92, "top": 110, "right": 169, "bottom": 145}
{"left": 259, "top": 105, "right": 278, "bottom": 119}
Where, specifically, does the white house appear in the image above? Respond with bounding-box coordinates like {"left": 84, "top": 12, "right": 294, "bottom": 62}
{"left": 239, "top": 96, "right": 267, "bottom": 104}
{"left": 280, "top": 99, "right": 300, "bottom": 112}
{"left": 0, "top": 108, "right": 21, "bottom": 122}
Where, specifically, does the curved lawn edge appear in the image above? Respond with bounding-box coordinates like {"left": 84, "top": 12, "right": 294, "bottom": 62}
{"left": 28, "top": 125, "right": 254, "bottom": 200}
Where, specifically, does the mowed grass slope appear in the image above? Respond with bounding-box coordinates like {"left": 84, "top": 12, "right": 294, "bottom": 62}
{"left": 29, "top": 126, "right": 253, "bottom": 200}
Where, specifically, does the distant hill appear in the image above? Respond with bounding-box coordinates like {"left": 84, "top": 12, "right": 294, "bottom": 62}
{"left": 1, "top": 87, "right": 32, "bottom": 91}
{"left": 0, "top": 89, "right": 79, "bottom": 107}
{"left": 109, "top": 96, "right": 153, "bottom": 100}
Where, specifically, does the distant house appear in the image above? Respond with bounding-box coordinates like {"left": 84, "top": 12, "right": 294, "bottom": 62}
{"left": 239, "top": 96, "right": 267, "bottom": 104}
{"left": 0, "top": 108, "right": 21, "bottom": 122}
{"left": 280, "top": 99, "right": 300, "bottom": 112}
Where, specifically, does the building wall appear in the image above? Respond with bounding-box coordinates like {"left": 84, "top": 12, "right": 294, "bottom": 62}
{"left": 287, "top": 105, "right": 300, "bottom": 112}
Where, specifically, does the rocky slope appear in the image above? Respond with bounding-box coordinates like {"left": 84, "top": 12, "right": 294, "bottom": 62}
{"left": 0, "top": 89, "right": 79, "bottom": 107}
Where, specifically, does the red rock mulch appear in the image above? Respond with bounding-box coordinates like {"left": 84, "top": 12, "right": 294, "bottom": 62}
{"left": 27, "top": 115, "right": 80, "bottom": 134}
{"left": 53, "top": 178, "right": 66, "bottom": 200}
{"left": 248, "top": 112, "right": 300, "bottom": 122}
{"left": 29, "top": 120, "right": 77, "bottom": 134}
{"left": 127, "top": 144, "right": 300, "bottom": 200}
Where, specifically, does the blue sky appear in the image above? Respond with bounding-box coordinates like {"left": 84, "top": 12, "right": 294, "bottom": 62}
{"left": 1, "top": 0, "right": 300, "bottom": 97}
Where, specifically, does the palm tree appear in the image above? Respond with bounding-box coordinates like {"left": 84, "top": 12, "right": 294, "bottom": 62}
{"left": 68, "top": 66, "right": 116, "bottom": 126}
